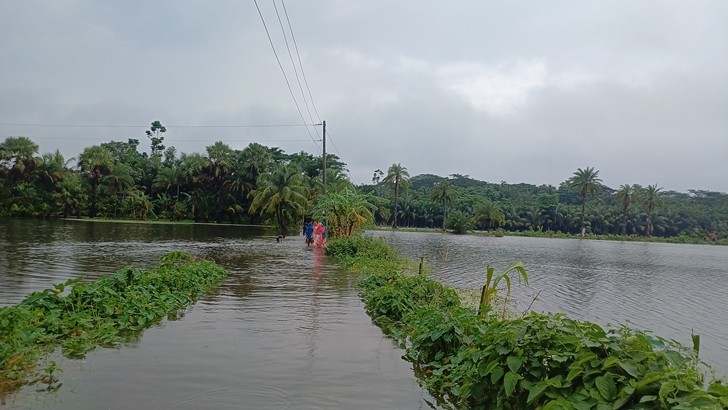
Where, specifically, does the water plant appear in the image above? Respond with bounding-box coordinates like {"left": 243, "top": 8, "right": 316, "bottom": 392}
{"left": 0, "top": 251, "right": 228, "bottom": 399}
{"left": 327, "top": 236, "right": 728, "bottom": 409}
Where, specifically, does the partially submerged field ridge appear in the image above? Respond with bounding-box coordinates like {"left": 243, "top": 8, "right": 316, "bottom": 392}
{"left": 326, "top": 236, "right": 728, "bottom": 410}
{"left": 0, "top": 252, "right": 227, "bottom": 399}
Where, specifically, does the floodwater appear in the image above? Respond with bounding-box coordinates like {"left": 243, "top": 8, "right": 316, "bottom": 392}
{"left": 0, "top": 219, "right": 439, "bottom": 410}
{"left": 373, "top": 230, "right": 728, "bottom": 377}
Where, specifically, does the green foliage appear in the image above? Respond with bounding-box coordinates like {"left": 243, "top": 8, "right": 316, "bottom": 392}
{"left": 0, "top": 252, "right": 227, "bottom": 397}
{"left": 478, "top": 261, "right": 528, "bottom": 313}
{"left": 333, "top": 236, "right": 728, "bottom": 410}
{"left": 313, "top": 188, "right": 381, "bottom": 237}
{"left": 446, "top": 210, "right": 475, "bottom": 234}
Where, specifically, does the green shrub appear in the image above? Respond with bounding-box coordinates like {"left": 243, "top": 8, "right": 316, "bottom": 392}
{"left": 333, "top": 236, "right": 728, "bottom": 409}
{"left": 0, "top": 252, "right": 228, "bottom": 397}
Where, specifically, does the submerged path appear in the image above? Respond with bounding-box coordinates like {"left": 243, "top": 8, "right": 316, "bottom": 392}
{"left": 0, "top": 220, "right": 437, "bottom": 409}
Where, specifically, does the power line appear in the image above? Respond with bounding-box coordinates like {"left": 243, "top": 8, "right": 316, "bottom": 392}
{"left": 325, "top": 129, "right": 341, "bottom": 157}
{"left": 272, "top": 0, "right": 317, "bottom": 130}
{"left": 253, "top": 0, "right": 320, "bottom": 150}
{"left": 0, "top": 123, "right": 313, "bottom": 128}
{"left": 281, "top": 0, "right": 322, "bottom": 122}
{"left": 17, "top": 136, "right": 312, "bottom": 142}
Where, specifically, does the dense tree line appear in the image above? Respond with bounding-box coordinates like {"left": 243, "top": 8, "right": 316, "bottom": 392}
{"left": 0, "top": 122, "right": 347, "bottom": 230}
{"left": 359, "top": 164, "right": 728, "bottom": 239}
{"left": 2, "top": 128, "right": 727, "bottom": 240}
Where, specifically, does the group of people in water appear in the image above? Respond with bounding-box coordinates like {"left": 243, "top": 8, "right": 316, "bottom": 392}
{"left": 275, "top": 218, "right": 328, "bottom": 247}
{"left": 304, "top": 220, "right": 327, "bottom": 247}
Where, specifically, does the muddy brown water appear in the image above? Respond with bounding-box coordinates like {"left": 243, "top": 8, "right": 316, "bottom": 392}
{"left": 0, "top": 219, "right": 439, "bottom": 410}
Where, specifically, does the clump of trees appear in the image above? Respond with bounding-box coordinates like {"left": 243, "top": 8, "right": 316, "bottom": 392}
{"left": 0, "top": 123, "right": 346, "bottom": 233}
{"left": 2, "top": 132, "right": 726, "bottom": 240}
{"left": 359, "top": 164, "right": 728, "bottom": 240}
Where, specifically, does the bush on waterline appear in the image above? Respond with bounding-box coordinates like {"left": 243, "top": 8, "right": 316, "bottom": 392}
{"left": 0, "top": 251, "right": 228, "bottom": 397}
{"left": 327, "top": 236, "right": 728, "bottom": 409}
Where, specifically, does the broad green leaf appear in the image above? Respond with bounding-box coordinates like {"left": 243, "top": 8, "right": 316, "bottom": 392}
{"left": 596, "top": 375, "right": 617, "bottom": 401}
{"left": 507, "top": 355, "right": 523, "bottom": 373}
{"left": 491, "top": 366, "right": 505, "bottom": 384}
{"left": 542, "top": 400, "right": 560, "bottom": 410}
{"left": 479, "top": 359, "right": 499, "bottom": 376}
{"left": 566, "top": 368, "right": 583, "bottom": 382}
{"left": 639, "top": 395, "right": 657, "bottom": 403}
{"left": 527, "top": 381, "right": 549, "bottom": 404}
{"left": 708, "top": 382, "right": 728, "bottom": 396}
{"left": 504, "top": 371, "right": 518, "bottom": 397}
{"left": 618, "top": 360, "right": 640, "bottom": 378}
{"left": 596, "top": 403, "right": 612, "bottom": 410}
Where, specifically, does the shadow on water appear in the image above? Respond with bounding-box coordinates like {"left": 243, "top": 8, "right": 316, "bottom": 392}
{"left": 372, "top": 230, "right": 728, "bottom": 378}
{"left": 1, "top": 219, "right": 439, "bottom": 410}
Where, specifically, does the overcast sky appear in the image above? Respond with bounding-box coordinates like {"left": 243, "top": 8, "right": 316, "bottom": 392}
{"left": 1, "top": 1, "right": 726, "bottom": 192}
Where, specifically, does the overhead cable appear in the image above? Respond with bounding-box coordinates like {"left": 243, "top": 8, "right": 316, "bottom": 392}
{"left": 253, "top": 0, "right": 320, "bottom": 149}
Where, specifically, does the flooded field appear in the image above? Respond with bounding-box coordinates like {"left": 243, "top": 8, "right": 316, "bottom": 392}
{"left": 0, "top": 220, "right": 438, "bottom": 409}
{"left": 374, "top": 230, "right": 728, "bottom": 377}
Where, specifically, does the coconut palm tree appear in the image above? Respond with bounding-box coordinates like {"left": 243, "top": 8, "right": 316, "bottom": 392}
{"left": 614, "top": 184, "right": 640, "bottom": 235}
{"left": 429, "top": 179, "right": 457, "bottom": 229}
{"left": 382, "top": 163, "right": 410, "bottom": 228}
{"left": 642, "top": 184, "right": 664, "bottom": 236}
{"left": 474, "top": 200, "right": 505, "bottom": 230}
{"left": 567, "top": 167, "right": 602, "bottom": 236}
{"left": 78, "top": 145, "right": 114, "bottom": 218}
{"left": 248, "top": 164, "right": 309, "bottom": 234}
{"left": 39, "top": 150, "right": 72, "bottom": 186}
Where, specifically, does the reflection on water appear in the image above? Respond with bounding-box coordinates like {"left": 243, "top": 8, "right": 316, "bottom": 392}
{"left": 0, "top": 220, "right": 438, "bottom": 409}
{"left": 372, "top": 231, "right": 728, "bottom": 377}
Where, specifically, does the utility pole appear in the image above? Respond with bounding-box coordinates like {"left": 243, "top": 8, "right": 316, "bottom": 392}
{"left": 322, "top": 120, "right": 326, "bottom": 189}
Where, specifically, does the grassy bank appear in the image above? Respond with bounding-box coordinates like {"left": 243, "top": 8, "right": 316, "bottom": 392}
{"left": 0, "top": 252, "right": 228, "bottom": 399}
{"left": 60, "top": 217, "right": 269, "bottom": 228}
{"left": 326, "top": 236, "right": 728, "bottom": 409}
{"left": 367, "top": 226, "right": 728, "bottom": 246}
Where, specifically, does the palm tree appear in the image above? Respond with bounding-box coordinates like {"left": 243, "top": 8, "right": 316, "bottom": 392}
{"left": 153, "top": 166, "right": 182, "bottom": 201}
{"left": 248, "top": 164, "right": 309, "bottom": 234}
{"left": 381, "top": 163, "right": 410, "bottom": 228}
{"left": 445, "top": 210, "right": 474, "bottom": 234}
{"left": 0, "top": 136, "right": 41, "bottom": 184}
{"left": 642, "top": 184, "right": 664, "bottom": 236}
{"left": 53, "top": 174, "right": 87, "bottom": 218}
{"left": 103, "top": 163, "right": 135, "bottom": 217}
{"left": 614, "top": 184, "right": 640, "bottom": 235}
{"left": 429, "top": 179, "right": 457, "bottom": 229}
{"left": 474, "top": 200, "right": 505, "bottom": 230}
{"left": 206, "top": 141, "right": 234, "bottom": 222}
{"left": 324, "top": 168, "right": 354, "bottom": 193}
{"left": 39, "top": 150, "right": 72, "bottom": 186}
{"left": 567, "top": 167, "right": 602, "bottom": 236}
{"left": 78, "top": 145, "right": 114, "bottom": 218}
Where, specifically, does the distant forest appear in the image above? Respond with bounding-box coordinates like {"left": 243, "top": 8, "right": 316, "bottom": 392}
{"left": 1, "top": 123, "right": 727, "bottom": 240}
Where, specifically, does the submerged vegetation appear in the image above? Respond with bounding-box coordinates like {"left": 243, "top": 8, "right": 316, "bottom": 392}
{"left": 0, "top": 251, "right": 227, "bottom": 398}
{"left": 327, "top": 236, "right": 728, "bottom": 409}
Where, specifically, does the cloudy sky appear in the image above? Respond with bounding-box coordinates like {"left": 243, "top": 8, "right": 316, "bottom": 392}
{"left": 1, "top": 1, "right": 727, "bottom": 192}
